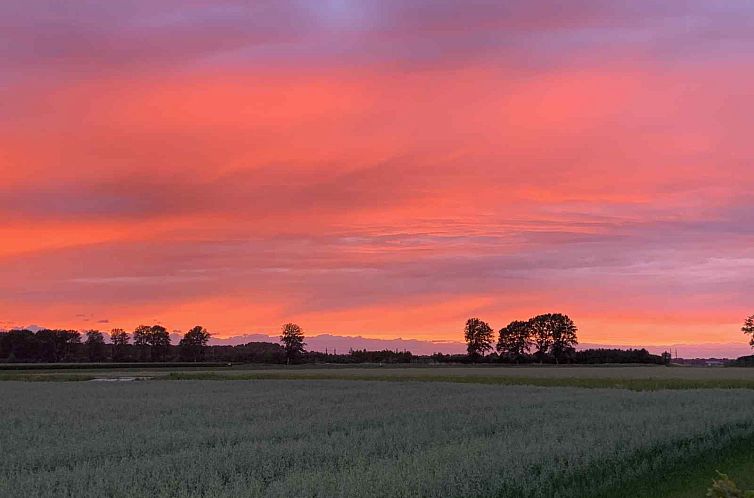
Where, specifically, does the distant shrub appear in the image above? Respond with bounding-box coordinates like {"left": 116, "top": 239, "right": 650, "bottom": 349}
{"left": 731, "top": 355, "right": 754, "bottom": 367}
{"left": 708, "top": 473, "right": 754, "bottom": 498}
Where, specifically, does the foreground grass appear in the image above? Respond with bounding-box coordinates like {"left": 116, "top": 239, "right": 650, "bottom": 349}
{"left": 163, "top": 371, "right": 754, "bottom": 391}
{"left": 3, "top": 380, "right": 754, "bottom": 497}
{"left": 601, "top": 432, "right": 754, "bottom": 498}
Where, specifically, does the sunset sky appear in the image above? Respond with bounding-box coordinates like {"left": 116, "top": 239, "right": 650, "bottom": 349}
{"left": 2, "top": 1, "right": 753, "bottom": 350}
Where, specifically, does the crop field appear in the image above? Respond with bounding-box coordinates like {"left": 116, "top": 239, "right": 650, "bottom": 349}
{"left": 2, "top": 379, "right": 754, "bottom": 497}
{"left": 6, "top": 365, "right": 754, "bottom": 391}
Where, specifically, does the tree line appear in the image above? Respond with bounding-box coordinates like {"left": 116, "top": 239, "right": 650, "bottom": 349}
{"left": 464, "top": 313, "right": 579, "bottom": 363}
{"left": 0, "top": 320, "right": 664, "bottom": 366}
{"left": 8, "top": 312, "right": 753, "bottom": 365}
{"left": 0, "top": 325, "right": 212, "bottom": 363}
{"left": 0, "top": 323, "right": 306, "bottom": 365}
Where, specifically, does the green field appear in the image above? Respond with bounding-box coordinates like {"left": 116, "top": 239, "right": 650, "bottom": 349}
{"left": 5, "top": 364, "right": 754, "bottom": 390}
{"left": 2, "top": 371, "right": 754, "bottom": 497}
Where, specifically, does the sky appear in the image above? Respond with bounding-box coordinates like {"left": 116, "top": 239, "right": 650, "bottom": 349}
{"left": 2, "top": 1, "right": 753, "bottom": 353}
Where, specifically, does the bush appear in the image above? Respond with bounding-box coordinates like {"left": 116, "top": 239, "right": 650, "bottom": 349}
{"left": 708, "top": 473, "right": 754, "bottom": 498}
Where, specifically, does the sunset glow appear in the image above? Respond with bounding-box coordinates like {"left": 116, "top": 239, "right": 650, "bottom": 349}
{"left": 2, "top": 1, "right": 753, "bottom": 351}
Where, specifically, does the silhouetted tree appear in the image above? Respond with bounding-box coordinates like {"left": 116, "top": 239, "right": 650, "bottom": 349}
{"left": 743, "top": 315, "right": 754, "bottom": 348}
{"left": 35, "top": 329, "right": 58, "bottom": 362}
{"left": 280, "top": 323, "right": 306, "bottom": 364}
{"left": 210, "top": 342, "right": 286, "bottom": 363}
{"left": 528, "top": 314, "right": 556, "bottom": 363}
{"left": 179, "top": 325, "right": 211, "bottom": 362}
{"left": 85, "top": 330, "right": 106, "bottom": 362}
{"left": 525, "top": 313, "right": 579, "bottom": 363}
{"left": 58, "top": 330, "right": 81, "bottom": 361}
{"left": 348, "top": 349, "right": 413, "bottom": 363}
{"left": 35, "top": 329, "right": 80, "bottom": 362}
{"left": 133, "top": 325, "right": 151, "bottom": 361}
{"left": 497, "top": 320, "right": 532, "bottom": 363}
{"left": 110, "top": 328, "right": 130, "bottom": 361}
{"left": 148, "top": 325, "right": 171, "bottom": 361}
{"left": 464, "top": 318, "right": 494, "bottom": 360}
{"left": 575, "top": 348, "right": 663, "bottom": 364}
{"left": 549, "top": 314, "right": 578, "bottom": 364}
{"left": 0, "top": 330, "right": 37, "bottom": 361}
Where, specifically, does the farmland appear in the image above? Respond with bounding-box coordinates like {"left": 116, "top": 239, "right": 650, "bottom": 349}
{"left": 2, "top": 377, "right": 754, "bottom": 497}
{"left": 6, "top": 364, "right": 754, "bottom": 390}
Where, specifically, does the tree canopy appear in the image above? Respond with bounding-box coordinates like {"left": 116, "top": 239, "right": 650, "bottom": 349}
{"left": 280, "top": 323, "right": 306, "bottom": 363}
{"left": 528, "top": 314, "right": 555, "bottom": 362}
{"left": 85, "top": 330, "right": 106, "bottom": 362}
{"left": 109, "top": 329, "right": 130, "bottom": 361}
{"left": 464, "top": 318, "right": 494, "bottom": 359}
{"left": 179, "top": 326, "right": 211, "bottom": 362}
{"left": 549, "top": 314, "right": 578, "bottom": 364}
{"left": 528, "top": 313, "right": 578, "bottom": 363}
{"left": 148, "top": 325, "right": 171, "bottom": 362}
{"left": 743, "top": 315, "right": 754, "bottom": 348}
{"left": 496, "top": 320, "right": 532, "bottom": 362}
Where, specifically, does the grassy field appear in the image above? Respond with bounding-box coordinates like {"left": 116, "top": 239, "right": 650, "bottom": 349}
{"left": 9, "top": 363, "right": 754, "bottom": 381}
{"left": 5, "top": 364, "right": 754, "bottom": 390}
{"left": 2, "top": 378, "right": 754, "bottom": 497}
{"left": 160, "top": 367, "right": 754, "bottom": 391}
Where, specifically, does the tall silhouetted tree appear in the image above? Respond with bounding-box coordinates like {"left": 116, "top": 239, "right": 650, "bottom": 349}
{"left": 110, "top": 328, "right": 130, "bottom": 361}
{"left": 464, "top": 318, "right": 494, "bottom": 360}
{"left": 497, "top": 320, "right": 532, "bottom": 363}
{"left": 179, "top": 325, "right": 211, "bottom": 362}
{"left": 550, "top": 313, "right": 578, "bottom": 364}
{"left": 133, "top": 325, "right": 151, "bottom": 361}
{"left": 85, "top": 330, "right": 106, "bottom": 362}
{"left": 529, "top": 314, "right": 556, "bottom": 363}
{"left": 743, "top": 315, "right": 754, "bottom": 348}
{"left": 280, "top": 323, "right": 305, "bottom": 364}
{"left": 528, "top": 313, "right": 579, "bottom": 363}
{"left": 148, "top": 325, "right": 171, "bottom": 361}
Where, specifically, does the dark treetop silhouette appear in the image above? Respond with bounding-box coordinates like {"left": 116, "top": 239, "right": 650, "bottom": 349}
{"left": 3, "top": 314, "right": 752, "bottom": 365}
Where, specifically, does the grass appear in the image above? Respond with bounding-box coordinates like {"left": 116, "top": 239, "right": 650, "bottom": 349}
{"left": 5, "top": 367, "right": 754, "bottom": 390}
{"left": 600, "top": 432, "right": 754, "bottom": 498}
{"left": 162, "top": 371, "right": 754, "bottom": 391}
{"left": 5, "top": 366, "right": 754, "bottom": 496}
{"left": 2, "top": 380, "right": 754, "bottom": 497}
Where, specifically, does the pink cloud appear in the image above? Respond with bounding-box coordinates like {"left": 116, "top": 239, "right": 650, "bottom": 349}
{"left": 1, "top": 1, "right": 754, "bottom": 350}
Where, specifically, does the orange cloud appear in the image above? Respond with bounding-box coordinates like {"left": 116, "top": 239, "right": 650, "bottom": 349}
{"left": 2, "top": 1, "right": 754, "bottom": 351}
